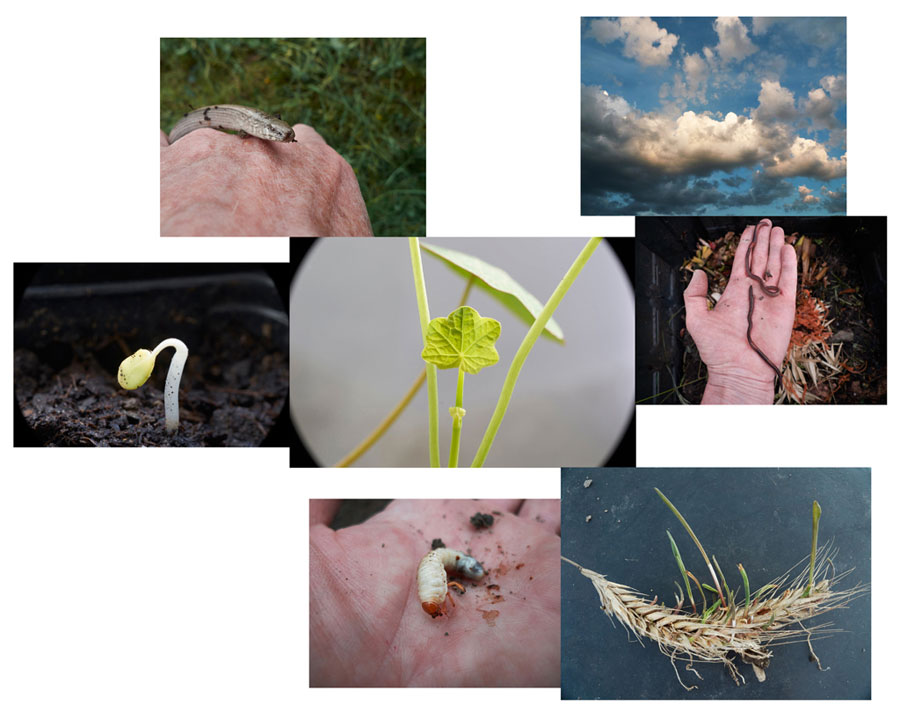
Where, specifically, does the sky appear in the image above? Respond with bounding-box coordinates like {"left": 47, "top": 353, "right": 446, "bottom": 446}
{"left": 581, "top": 17, "right": 846, "bottom": 216}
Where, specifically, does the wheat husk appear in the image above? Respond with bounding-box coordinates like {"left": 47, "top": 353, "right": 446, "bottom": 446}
{"left": 562, "top": 543, "right": 867, "bottom": 690}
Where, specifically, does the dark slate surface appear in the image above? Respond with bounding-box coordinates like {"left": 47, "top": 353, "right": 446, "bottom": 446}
{"left": 561, "top": 467, "right": 871, "bottom": 700}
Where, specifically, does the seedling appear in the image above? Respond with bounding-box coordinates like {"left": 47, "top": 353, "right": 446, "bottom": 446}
{"left": 336, "top": 238, "right": 603, "bottom": 467}
{"left": 562, "top": 490, "right": 868, "bottom": 690}
{"left": 118, "top": 338, "right": 189, "bottom": 433}
{"left": 421, "top": 305, "right": 501, "bottom": 467}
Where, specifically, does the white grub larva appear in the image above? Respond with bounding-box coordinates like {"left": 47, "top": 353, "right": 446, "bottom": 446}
{"left": 417, "top": 548, "right": 486, "bottom": 618}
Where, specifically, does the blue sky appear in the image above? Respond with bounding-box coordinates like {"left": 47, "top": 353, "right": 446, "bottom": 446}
{"left": 581, "top": 17, "right": 846, "bottom": 215}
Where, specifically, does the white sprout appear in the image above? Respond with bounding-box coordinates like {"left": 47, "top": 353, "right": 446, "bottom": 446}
{"left": 118, "top": 338, "right": 189, "bottom": 433}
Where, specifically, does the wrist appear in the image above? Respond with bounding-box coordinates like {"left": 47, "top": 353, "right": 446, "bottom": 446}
{"left": 702, "top": 367, "right": 776, "bottom": 405}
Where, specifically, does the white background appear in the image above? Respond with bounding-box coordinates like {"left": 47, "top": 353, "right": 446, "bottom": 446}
{"left": 2, "top": 1, "right": 896, "bottom": 718}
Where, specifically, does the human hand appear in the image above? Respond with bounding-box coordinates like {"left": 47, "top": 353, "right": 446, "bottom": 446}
{"left": 160, "top": 125, "right": 372, "bottom": 237}
{"left": 309, "top": 499, "right": 560, "bottom": 687}
{"left": 684, "top": 220, "right": 797, "bottom": 404}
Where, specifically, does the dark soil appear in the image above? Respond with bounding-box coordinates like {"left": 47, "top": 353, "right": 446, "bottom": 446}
{"left": 469, "top": 512, "right": 495, "bottom": 529}
{"left": 14, "top": 266, "right": 289, "bottom": 446}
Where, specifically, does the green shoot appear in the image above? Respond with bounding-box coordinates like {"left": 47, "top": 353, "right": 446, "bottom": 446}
{"left": 667, "top": 530, "right": 695, "bottom": 613}
{"left": 448, "top": 370, "right": 466, "bottom": 468}
{"left": 673, "top": 581, "right": 684, "bottom": 610}
{"left": 421, "top": 305, "right": 500, "bottom": 467}
{"left": 471, "top": 237, "right": 602, "bottom": 467}
{"left": 803, "top": 500, "right": 822, "bottom": 598}
{"left": 738, "top": 563, "right": 750, "bottom": 611}
{"left": 724, "top": 589, "right": 737, "bottom": 624}
{"left": 655, "top": 487, "right": 726, "bottom": 608}
{"left": 686, "top": 571, "right": 706, "bottom": 615}
{"left": 334, "top": 277, "right": 475, "bottom": 468}
{"left": 408, "top": 238, "right": 440, "bottom": 466}
{"left": 701, "top": 598, "right": 721, "bottom": 623}
{"left": 712, "top": 555, "right": 731, "bottom": 607}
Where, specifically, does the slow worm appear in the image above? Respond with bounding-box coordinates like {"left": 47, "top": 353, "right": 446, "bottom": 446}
{"left": 167, "top": 105, "right": 296, "bottom": 144}
{"left": 745, "top": 220, "right": 784, "bottom": 392}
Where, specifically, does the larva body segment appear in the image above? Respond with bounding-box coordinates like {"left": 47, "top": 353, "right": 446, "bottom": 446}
{"left": 417, "top": 548, "right": 485, "bottom": 618}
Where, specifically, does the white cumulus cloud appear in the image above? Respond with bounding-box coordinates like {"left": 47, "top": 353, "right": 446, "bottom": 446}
{"left": 765, "top": 138, "right": 846, "bottom": 180}
{"left": 714, "top": 17, "right": 758, "bottom": 63}
{"left": 588, "top": 17, "right": 679, "bottom": 67}
{"left": 754, "top": 80, "right": 797, "bottom": 123}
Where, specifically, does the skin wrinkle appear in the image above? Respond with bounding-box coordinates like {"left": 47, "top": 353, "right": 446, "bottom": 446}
{"left": 373, "top": 531, "right": 418, "bottom": 687}
{"left": 160, "top": 125, "right": 371, "bottom": 236}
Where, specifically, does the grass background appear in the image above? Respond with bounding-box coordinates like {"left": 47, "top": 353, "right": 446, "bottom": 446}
{"left": 160, "top": 38, "right": 426, "bottom": 237}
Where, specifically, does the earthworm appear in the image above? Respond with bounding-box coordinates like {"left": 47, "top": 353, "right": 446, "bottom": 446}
{"left": 745, "top": 220, "right": 780, "bottom": 296}
{"left": 417, "top": 548, "right": 485, "bottom": 618}
{"left": 746, "top": 286, "right": 783, "bottom": 393}
{"left": 744, "top": 220, "right": 783, "bottom": 392}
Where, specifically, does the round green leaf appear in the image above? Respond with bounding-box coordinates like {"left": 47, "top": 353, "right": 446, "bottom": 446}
{"left": 421, "top": 306, "right": 501, "bottom": 374}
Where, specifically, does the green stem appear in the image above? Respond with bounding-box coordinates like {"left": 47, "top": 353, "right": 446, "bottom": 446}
{"left": 803, "top": 500, "right": 822, "bottom": 597}
{"left": 667, "top": 530, "right": 695, "bottom": 613}
{"left": 335, "top": 277, "right": 475, "bottom": 468}
{"left": 409, "top": 238, "right": 441, "bottom": 467}
{"left": 471, "top": 237, "right": 602, "bottom": 467}
{"left": 655, "top": 487, "right": 726, "bottom": 608}
{"left": 701, "top": 598, "right": 721, "bottom": 623}
{"left": 686, "top": 571, "right": 707, "bottom": 615}
{"left": 712, "top": 555, "right": 731, "bottom": 605}
{"left": 738, "top": 563, "right": 750, "bottom": 612}
{"left": 448, "top": 368, "right": 465, "bottom": 468}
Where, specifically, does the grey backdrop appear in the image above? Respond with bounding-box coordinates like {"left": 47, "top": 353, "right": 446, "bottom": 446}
{"left": 289, "top": 238, "right": 634, "bottom": 467}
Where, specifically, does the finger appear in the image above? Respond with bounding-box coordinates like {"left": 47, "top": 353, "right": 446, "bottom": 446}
{"left": 779, "top": 242, "right": 798, "bottom": 306}
{"left": 160, "top": 129, "right": 170, "bottom": 148}
{"left": 518, "top": 500, "right": 561, "bottom": 535}
{"left": 310, "top": 499, "right": 343, "bottom": 528}
{"left": 764, "top": 223, "right": 785, "bottom": 284}
{"left": 749, "top": 219, "right": 773, "bottom": 282}
{"left": 683, "top": 269, "right": 710, "bottom": 322}
{"left": 726, "top": 225, "right": 756, "bottom": 286}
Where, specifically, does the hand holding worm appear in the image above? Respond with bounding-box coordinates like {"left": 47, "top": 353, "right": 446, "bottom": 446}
{"left": 309, "top": 499, "right": 561, "bottom": 688}
{"left": 160, "top": 122, "right": 372, "bottom": 237}
{"left": 684, "top": 220, "right": 797, "bottom": 404}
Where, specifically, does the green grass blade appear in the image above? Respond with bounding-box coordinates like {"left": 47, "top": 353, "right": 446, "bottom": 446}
{"left": 667, "top": 530, "right": 695, "bottom": 613}
{"left": 655, "top": 487, "right": 725, "bottom": 606}
{"left": 803, "top": 500, "right": 822, "bottom": 597}
{"left": 738, "top": 563, "right": 750, "bottom": 611}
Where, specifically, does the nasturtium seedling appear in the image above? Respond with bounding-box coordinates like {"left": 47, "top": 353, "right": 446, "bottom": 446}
{"left": 118, "top": 338, "right": 189, "bottom": 434}
{"left": 421, "top": 306, "right": 501, "bottom": 374}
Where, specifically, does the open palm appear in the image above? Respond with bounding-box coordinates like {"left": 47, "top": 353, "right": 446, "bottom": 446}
{"left": 684, "top": 221, "right": 797, "bottom": 404}
{"left": 309, "top": 499, "right": 560, "bottom": 687}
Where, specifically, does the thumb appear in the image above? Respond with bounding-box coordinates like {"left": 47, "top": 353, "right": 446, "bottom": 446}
{"left": 683, "top": 269, "right": 710, "bottom": 322}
